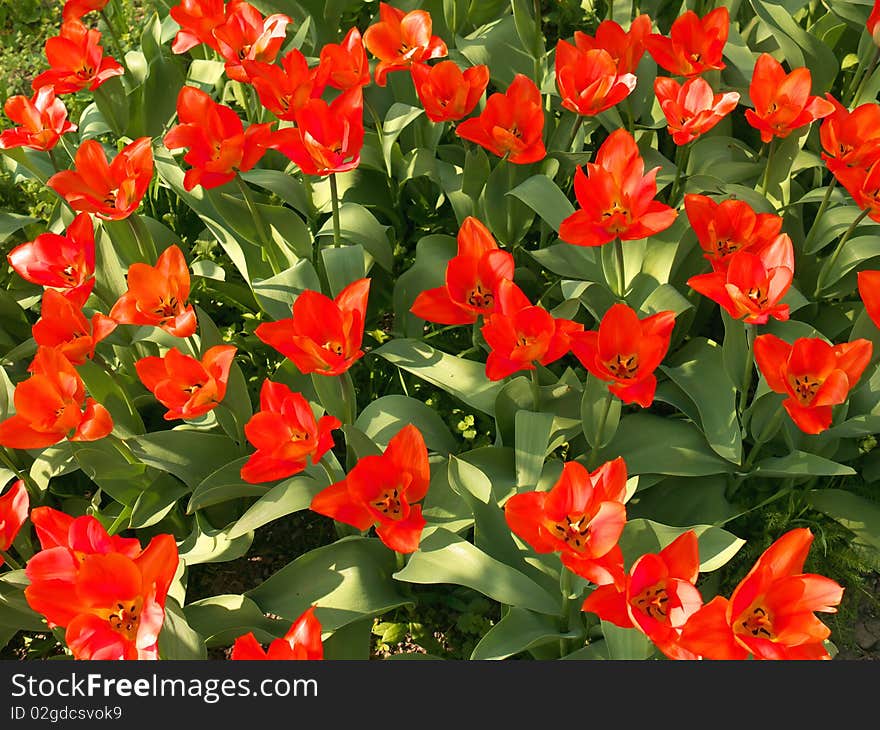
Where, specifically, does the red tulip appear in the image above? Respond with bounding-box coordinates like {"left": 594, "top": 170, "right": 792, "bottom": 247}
{"left": 559, "top": 129, "right": 677, "bottom": 247}
{"left": 504, "top": 458, "right": 629, "bottom": 585}
{"left": 363, "top": 2, "right": 447, "bottom": 86}
{"left": 410, "top": 216, "right": 514, "bottom": 325}
{"left": 410, "top": 61, "right": 489, "bottom": 123}
{"left": 244, "top": 50, "right": 326, "bottom": 122}
{"left": 163, "top": 86, "right": 274, "bottom": 191}
{"left": 213, "top": 0, "right": 291, "bottom": 83}
{"left": 555, "top": 42, "right": 637, "bottom": 117}
{"left": 24, "top": 507, "right": 178, "bottom": 660}
{"left": 62, "top": 0, "right": 109, "bottom": 21}
{"left": 869, "top": 0, "right": 880, "bottom": 47}
{"left": 169, "top": 0, "right": 225, "bottom": 54}
{"left": 240, "top": 380, "right": 341, "bottom": 484}
{"left": 255, "top": 278, "right": 370, "bottom": 376}
{"left": 654, "top": 76, "right": 739, "bottom": 145}
{"left": 7, "top": 212, "right": 96, "bottom": 307}
{"left": 684, "top": 194, "right": 783, "bottom": 271}
{"left": 837, "top": 158, "right": 880, "bottom": 223}
{"left": 455, "top": 74, "right": 546, "bottom": 164}
{"left": 745, "top": 54, "right": 834, "bottom": 143}
{"left": 582, "top": 531, "right": 703, "bottom": 660}
{"left": 135, "top": 345, "right": 237, "bottom": 422}
{"left": 679, "top": 528, "right": 844, "bottom": 659}
{"left": 0, "top": 347, "right": 113, "bottom": 450}
{"left": 0, "top": 480, "right": 29, "bottom": 567}
{"left": 310, "top": 424, "right": 431, "bottom": 554}
{"left": 109, "top": 244, "right": 197, "bottom": 338}
{"left": 268, "top": 88, "right": 364, "bottom": 176}
{"left": 47, "top": 137, "right": 154, "bottom": 221}
{"left": 0, "top": 85, "right": 76, "bottom": 152}
{"left": 754, "top": 334, "right": 872, "bottom": 434}
{"left": 31, "top": 19, "right": 123, "bottom": 95}
{"left": 570, "top": 304, "right": 676, "bottom": 408}
{"left": 317, "top": 27, "right": 371, "bottom": 91}
{"left": 644, "top": 7, "right": 728, "bottom": 77}
{"left": 231, "top": 606, "right": 323, "bottom": 659}
{"left": 481, "top": 279, "right": 583, "bottom": 381}
{"left": 819, "top": 97, "right": 880, "bottom": 204}
{"left": 858, "top": 270, "right": 880, "bottom": 329}
{"left": 687, "top": 233, "right": 794, "bottom": 324}
{"left": 572, "top": 15, "right": 652, "bottom": 75}
{"left": 32, "top": 289, "right": 116, "bottom": 366}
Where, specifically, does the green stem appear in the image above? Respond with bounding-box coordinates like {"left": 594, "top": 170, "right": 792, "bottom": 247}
{"left": 58, "top": 135, "right": 76, "bottom": 165}
{"left": 532, "top": 0, "right": 544, "bottom": 87}
{"left": 340, "top": 370, "right": 357, "bottom": 425}
{"left": 738, "top": 323, "right": 756, "bottom": 415}
{"left": 614, "top": 237, "right": 626, "bottom": 299}
{"left": 99, "top": 9, "right": 127, "bottom": 68}
{"left": 760, "top": 139, "right": 776, "bottom": 197}
{"left": 47, "top": 146, "right": 62, "bottom": 173}
{"left": 0, "top": 549, "right": 22, "bottom": 571}
{"left": 0, "top": 450, "right": 37, "bottom": 494}
{"left": 530, "top": 368, "right": 541, "bottom": 411}
{"left": 126, "top": 214, "right": 157, "bottom": 263}
{"left": 814, "top": 207, "right": 871, "bottom": 297}
{"left": 236, "top": 175, "right": 282, "bottom": 275}
{"left": 802, "top": 178, "right": 837, "bottom": 254}
{"left": 566, "top": 115, "right": 585, "bottom": 152}
{"left": 851, "top": 48, "right": 880, "bottom": 107}
{"left": 329, "top": 173, "right": 342, "bottom": 248}
{"left": 668, "top": 142, "right": 690, "bottom": 206}
{"left": 187, "top": 334, "right": 201, "bottom": 358}
{"left": 558, "top": 568, "right": 572, "bottom": 657}
{"left": 395, "top": 550, "right": 406, "bottom": 573}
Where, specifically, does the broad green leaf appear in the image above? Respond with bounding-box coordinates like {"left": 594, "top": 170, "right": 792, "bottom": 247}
{"left": 184, "top": 594, "right": 287, "bottom": 647}
{"left": 76, "top": 360, "right": 145, "bottom": 437}
{"left": 71, "top": 441, "right": 149, "bottom": 508}
{"left": 392, "top": 233, "right": 457, "bottom": 337}
{"left": 0, "top": 212, "right": 37, "bottom": 243}
{"left": 188, "top": 457, "right": 267, "bottom": 512}
{"left": 316, "top": 202, "right": 393, "bottom": 272}
{"left": 581, "top": 374, "right": 620, "bottom": 450}
{"left": 752, "top": 451, "right": 856, "bottom": 478}
{"left": 507, "top": 175, "right": 575, "bottom": 232}
{"left": 321, "top": 243, "right": 368, "bottom": 298}
{"left": 381, "top": 103, "right": 425, "bottom": 177}
{"left": 247, "top": 536, "right": 412, "bottom": 632}
{"left": 252, "top": 259, "right": 321, "bottom": 321}
{"left": 806, "top": 489, "right": 880, "bottom": 553}
{"left": 601, "top": 620, "right": 654, "bottom": 660}
{"left": 355, "top": 394, "right": 458, "bottom": 455}
{"left": 471, "top": 607, "right": 579, "bottom": 660}
{"left": 514, "top": 410, "right": 555, "bottom": 488}
{"left": 394, "top": 527, "right": 560, "bottom": 615}
{"left": 226, "top": 475, "right": 323, "bottom": 539}
{"left": 130, "top": 431, "right": 243, "bottom": 489}
{"left": 159, "top": 597, "right": 207, "bottom": 660}
{"left": 0, "top": 571, "right": 45, "bottom": 632}
{"left": 619, "top": 518, "right": 745, "bottom": 573}
{"left": 177, "top": 513, "right": 254, "bottom": 566}
{"left": 130, "top": 473, "right": 190, "bottom": 529}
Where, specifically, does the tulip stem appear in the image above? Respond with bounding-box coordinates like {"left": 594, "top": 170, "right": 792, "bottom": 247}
{"left": 851, "top": 48, "right": 880, "bottom": 107}
{"left": 187, "top": 334, "right": 200, "bottom": 358}
{"left": 99, "top": 10, "right": 127, "bottom": 69}
{"left": 236, "top": 175, "right": 282, "bottom": 275}
{"left": 614, "top": 238, "right": 626, "bottom": 299}
{"left": 558, "top": 567, "right": 573, "bottom": 657}
{"left": 566, "top": 115, "right": 584, "bottom": 152}
{"left": 530, "top": 368, "right": 541, "bottom": 411}
{"left": 329, "top": 173, "right": 342, "bottom": 248}
{"left": 814, "top": 207, "right": 871, "bottom": 297}
{"left": 738, "top": 323, "right": 756, "bottom": 415}
{"left": 760, "top": 138, "right": 776, "bottom": 197}
{"left": 0, "top": 549, "right": 22, "bottom": 572}
{"left": 0, "top": 449, "right": 38, "bottom": 496}
{"left": 668, "top": 142, "right": 690, "bottom": 206}
{"left": 802, "top": 178, "right": 837, "bottom": 254}
{"left": 47, "top": 147, "right": 62, "bottom": 173}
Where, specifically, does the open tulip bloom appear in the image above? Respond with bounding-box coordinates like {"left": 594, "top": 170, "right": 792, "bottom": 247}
{"left": 655, "top": 76, "right": 739, "bottom": 146}
{"left": 572, "top": 15, "right": 652, "bottom": 75}
{"left": 231, "top": 606, "right": 323, "bottom": 660}
{"left": 32, "top": 19, "right": 123, "bottom": 95}
{"left": 212, "top": 0, "right": 291, "bottom": 83}
{"left": 644, "top": 7, "right": 729, "bottom": 77}
{"left": 555, "top": 42, "right": 637, "bottom": 117}
{"left": 0, "top": 85, "right": 76, "bottom": 152}
{"left": 318, "top": 26, "right": 370, "bottom": 91}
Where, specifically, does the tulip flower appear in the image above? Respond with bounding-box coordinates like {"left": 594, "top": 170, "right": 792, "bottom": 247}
{"left": 240, "top": 380, "right": 341, "bottom": 484}
{"left": 47, "top": 137, "right": 154, "bottom": 221}
{"left": 267, "top": 87, "right": 364, "bottom": 176}
{"left": 837, "top": 158, "right": 880, "bottom": 223}
{"left": 31, "top": 19, "right": 123, "bottom": 95}
{"left": 410, "top": 216, "right": 514, "bottom": 325}
{"left": 481, "top": 279, "right": 583, "bottom": 381}
{"left": 7, "top": 212, "right": 96, "bottom": 307}
{"left": 0, "top": 347, "right": 113, "bottom": 450}
{"left": 869, "top": 0, "right": 880, "bottom": 47}
{"left": 244, "top": 50, "right": 326, "bottom": 122}
{"left": 745, "top": 54, "right": 835, "bottom": 143}
{"left": 231, "top": 606, "right": 324, "bottom": 659}
{"left": 684, "top": 194, "right": 783, "bottom": 271}
{"left": 559, "top": 129, "right": 677, "bottom": 247}
{"left": 819, "top": 96, "right": 880, "bottom": 175}
{"left": 570, "top": 304, "right": 676, "bottom": 408}
{"left": 0, "top": 85, "right": 76, "bottom": 152}
{"left": 163, "top": 86, "right": 275, "bottom": 191}
{"left": 255, "top": 278, "right": 370, "bottom": 376}
{"left": 455, "top": 74, "right": 546, "bottom": 164}
{"left": 32, "top": 289, "right": 117, "bottom": 366}
{"left": 0, "top": 480, "right": 29, "bottom": 568}
{"left": 679, "top": 528, "right": 844, "bottom": 659}
{"left": 169, "top": 0, "right": 225, "bottom": 54}
{"left": 62, "top": 0, "right": 109, "bottom": 21}
{"left": 555, "top": 43, "right": 637, "bottom": 117}
{"left": 213, "top": 0, "right": 291, "bottom": 82}
{"left": 317, "top": 26, "right": 371, "bottom": 90}
{"left": 363, "top": 2, "right": 447, "bottom": 86}
{"left": 644, "top": 7, "right": 728, "bottom": 77}
{"left": 654, "top": 76, "right": 739, "bottom": 145}
{"left": 753, "top": 334, "right": 872, "bottom": 434}
{"left": 135, "top": 345, "right": 237, "bottom": 421}
{"left": 572, "top": 15, "right": 652, "bottom": 75}
{"left": 310, "top": 424, "right": 431, "bottom": 554}
{"left": 504, "top": 458, "right": 629, "bottom": 585}
{"left": 410, "top": 61, "right": 489, "bottom": 123}
{"left": 24, "top": 507, "right": 179, "bottom": 660}
{"left": 109, "top": 244, "right": 197, "bottom": 338}
{"left": 582, "top": 530, "right": 704, "bottom": 660}
{"left": 687, "top": 233, "right": 794, "bottom": 324}
{"left": 858, "top": 270, "right": 880, "bottom": 329}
